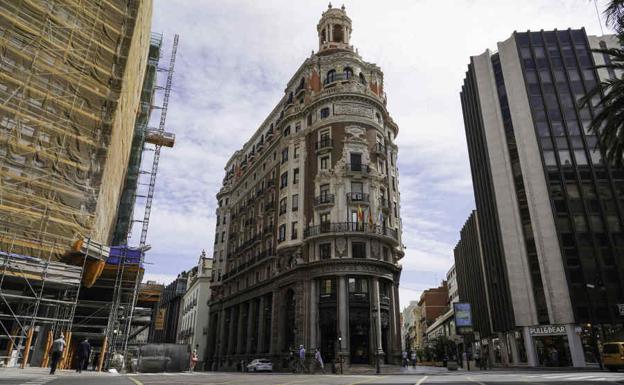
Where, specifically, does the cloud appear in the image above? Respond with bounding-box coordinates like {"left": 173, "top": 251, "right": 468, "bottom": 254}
{"left": 137, "top": 0, "right": 609, "bottom": 302}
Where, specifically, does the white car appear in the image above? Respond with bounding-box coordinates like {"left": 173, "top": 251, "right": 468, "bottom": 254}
{"left": 247, "top": 358, "right": 273, "bottom": 372}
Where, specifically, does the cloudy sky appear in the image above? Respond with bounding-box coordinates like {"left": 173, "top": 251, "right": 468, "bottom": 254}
{"left": 136, "top": 0, "right": 610, "bottom": 309}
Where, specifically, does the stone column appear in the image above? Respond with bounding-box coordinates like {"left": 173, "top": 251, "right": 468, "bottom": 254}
{"left": 246, "top": 300, "right": 257, "bottom": 354}
{"left": 227, "top": 307, "right": 236, "bottom": 355}
{"left": 372, "top": 277, "right": 384, "bottom": 362}
{"left": 328, "top": 24, "right": 333, "bottom": 42}
{"left": 507, "top": 332, "right": 521, "bottom": 365}
{"left": 522, "top": 327, "right": 538, "bottom": 367}
{"left": 337, "top": 276, "right": 349, "bottom": 360}
{"left": 217, "top": 309, "right": 226, "bottom": 358}
{"left": 566, "top": 324, "right": 586, "bottom": 367}
{"left": 389, "top": 282, "right": 401, "bottom": 360}
{"left": 309, "top": 279, "right": 318, "bottom": 350}
{"left": 257, "top": 296, "right": 266, "bottom": 353}
{"left": 236, "top": 303, "right": 246, "bottom": 354}
{"left": 270, "top": 290, "right": 280, "bottom": 355}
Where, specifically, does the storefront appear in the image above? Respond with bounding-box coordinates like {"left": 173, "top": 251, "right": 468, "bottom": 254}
{"left": 523, "top": 324, "right": 585, "bottom": 367}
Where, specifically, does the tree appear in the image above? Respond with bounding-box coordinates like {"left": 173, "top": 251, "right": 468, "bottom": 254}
{"left": 580, "top": 1, "right": 624, "bottom": 166}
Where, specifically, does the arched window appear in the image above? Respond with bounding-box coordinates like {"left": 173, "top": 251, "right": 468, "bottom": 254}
{"left": 344, "top": 67, "right": 353, "bottom": 80}
{"left": 332, "top": 24, "right": 344, "bottom": 43}
{"left": 359, "top": 72, "right": 366, "bottom": 85}
{"left": 297, "top": 77, "right": 305, "bottom": 93}
{"left": 287, "top": 92, "right": 293, "bottom": 104}
{"left": 326, "top": 69, "right": 336, "bottom": 84}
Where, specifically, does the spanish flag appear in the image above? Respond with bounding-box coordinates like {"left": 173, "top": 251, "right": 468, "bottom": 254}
{"left": 368, "top": 208, "right": 374, "bottom": 226}
{"left": 357, "top": 205, "right": 363, "bottom": 223}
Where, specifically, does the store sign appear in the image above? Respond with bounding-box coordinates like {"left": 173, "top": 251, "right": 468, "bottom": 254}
{"left": 454, "top": 302, "right": 473, "bottom": 334}
{"left": 617, "top": 304, "right": 624, "bottom": 316}
{"left": 529, "top": 324, "right": 567, "bottom": 336}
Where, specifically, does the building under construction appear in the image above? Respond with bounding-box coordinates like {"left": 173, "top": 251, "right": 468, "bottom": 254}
{"left": 0, "top": 0, "right": 176, "bottom": 370}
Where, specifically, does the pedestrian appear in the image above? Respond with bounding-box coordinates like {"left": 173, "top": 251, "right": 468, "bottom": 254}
{"left": 474, "top": 350, "right": 480, "bottom": 371}
{"left": 190, "top": 348, "right": 199, "bottom": 372}
{"left": 49, "top": 334, "right": 66, "bottom": 375}
{"left": 314, "top": 348, "right": 325, "bottom": 374}
{"left": 401, "top": 350, "right": 408, "bottom": 367}
{"left": 480, "top": 349, "right": 488, "bottom": 370}
{"left": 76, "top": 337, "right": 90, "bottom": 373}
{"left": 298, "top": 344, "right": 306, "bottom": 373}
{"left": 462, "top": 351, "right": 468, "bottom": 370}
{"left": 411, "top": 350, "right": 417, "bottom": 368}
{"left": 92, "top": 352, "right": 100, "bottom": 371}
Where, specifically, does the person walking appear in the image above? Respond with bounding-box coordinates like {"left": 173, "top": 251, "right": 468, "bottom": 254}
{"left": 190, "top": 348, "right": 199, "bottom": 372}
{"left": 314, "top": 348, "right": 325, "bottom": 374}
{"left": 49, "top": 334, "right": 66, "bottom": 375}
{"left": 411, "top": 350, "right": 417, "bottom": 368}
{"left": 474, "top": 350, "right": 481, "bottom": 371}
{"left": 76, "top": 337, "right": 91, "bottom": 373}
{"left": 298, "top": 344, "right": 306, "bottom": 373}
{"left": 401, "top": 350, "right": 408, "bottom": 367}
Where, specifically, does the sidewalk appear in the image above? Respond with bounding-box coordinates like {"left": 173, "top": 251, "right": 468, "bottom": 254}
{"left": 336, "top": 363, "right": 609, "bottom": 375}
{"left": 1, "top": 366, "right": 118, "bottom": 379}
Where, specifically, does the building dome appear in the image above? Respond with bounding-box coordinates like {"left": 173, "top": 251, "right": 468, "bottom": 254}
{"left": 317, "top": 3, "right": 352, "bottom": 53}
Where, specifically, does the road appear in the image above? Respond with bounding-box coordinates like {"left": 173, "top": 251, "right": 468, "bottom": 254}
{"left": 3, "top": 370, "right": 624, "bottom": 385}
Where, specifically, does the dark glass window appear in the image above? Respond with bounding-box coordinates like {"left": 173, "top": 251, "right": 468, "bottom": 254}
{"left": 352, "top": 242, "right": 366, "bottom": 258}
{"left": 319, "top": 243, "right": 331, "bottom": 259}
{"left": 320, "top": 107, "right": 330, "bottom": 119}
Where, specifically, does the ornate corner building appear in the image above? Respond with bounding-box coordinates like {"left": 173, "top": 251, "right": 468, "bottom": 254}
{"left": 206, "top": 5, "right": 403, "bottom": 370}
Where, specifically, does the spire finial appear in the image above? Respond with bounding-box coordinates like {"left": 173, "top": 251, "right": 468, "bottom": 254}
{"left": 341, "top": 4, "right": 345, "bottom": 10}
{"left": 328, "top": 2, "right": 332, "bottom": 9}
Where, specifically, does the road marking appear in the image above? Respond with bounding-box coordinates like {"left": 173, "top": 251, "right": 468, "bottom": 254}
{"left": 128, "top": 376, "right": 144, "bottom": 385}
{"left": 415, "top": 375, "right": 428, "bottom": 385}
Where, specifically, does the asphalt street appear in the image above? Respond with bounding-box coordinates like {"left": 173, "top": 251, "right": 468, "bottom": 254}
{"left": 3, "top": 370, "right": 624, "bottom": 385}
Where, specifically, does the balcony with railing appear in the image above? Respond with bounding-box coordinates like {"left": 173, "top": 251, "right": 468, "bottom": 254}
{"left": 324, "top": 72, "right": 359, "bottom": 87}
{"left": 373, "top": 143, "right": 386, "bottom": 157}
{"left": 303, "top": 222, "right": 399, "bottom": 243}
{"left": 346, "top": 163, "right": 370, "bottom": 176}
{"left": 315, "top": 138, "right": 333, "bottom": 153}
{"left": 314, "top": 193, "right": 335, "bottom": 208}
{"left": 347, "top": 192, "right": 369, "bottom": 204}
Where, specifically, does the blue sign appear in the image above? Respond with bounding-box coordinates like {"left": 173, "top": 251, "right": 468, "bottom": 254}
{"left": 454, "top": 302, "right": 473, "bottom": 328}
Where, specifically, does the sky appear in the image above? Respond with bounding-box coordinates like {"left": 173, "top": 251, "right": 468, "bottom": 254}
{"left": 135, "top": 0, "right": 611, "bottom": 310}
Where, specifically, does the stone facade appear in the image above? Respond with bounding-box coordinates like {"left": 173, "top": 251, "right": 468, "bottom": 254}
{"left": 207, "top": 5, "right": 403, "bottom": 371}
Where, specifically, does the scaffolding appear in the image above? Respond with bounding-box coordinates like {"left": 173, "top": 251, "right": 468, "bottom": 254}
{"left": 0, "top": 0, "right": 156, "bottom": 371}
{"left": 103, "top": 34, "right": 178, "bottom": 369}
{"left": 0, "top": 238, "right": 91, "bottom": 368}
{"left": 0, "top": 0, "right": 146, "bottom": 260}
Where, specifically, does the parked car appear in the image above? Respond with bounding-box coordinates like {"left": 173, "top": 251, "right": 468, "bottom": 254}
{"left": 603, "top": 342, "right": 624, "bottom": 371}
{"left": 247, "top": 358, "right": 273, "bottom": 372}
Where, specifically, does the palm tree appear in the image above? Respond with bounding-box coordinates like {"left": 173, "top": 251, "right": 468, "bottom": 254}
{"left": 580, "top": 0, "right": 624, "bottom": 166}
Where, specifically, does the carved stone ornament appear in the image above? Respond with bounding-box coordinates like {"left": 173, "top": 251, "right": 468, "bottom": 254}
{"left": 335, "top": 102, "right": 374, "bottom": 119}
{"left": 371, "top": 240, "right": 380, "bottom": 258}
{"left": 335, "top": 238, "right": 347, "bottom": 257}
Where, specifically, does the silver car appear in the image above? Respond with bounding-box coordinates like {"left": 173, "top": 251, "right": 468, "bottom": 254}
{"left": 247, "top": 358, "right": 273, "bottom": 372}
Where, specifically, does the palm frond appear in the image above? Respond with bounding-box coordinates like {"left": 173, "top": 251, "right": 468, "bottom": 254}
{"left": 604, "top": 0, "right": 624, "bottom": 33}
{"left": 580, "top": 77, "right": 624, "bottom": 167}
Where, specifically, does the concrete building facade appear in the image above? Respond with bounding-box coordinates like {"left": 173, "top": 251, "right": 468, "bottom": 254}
{"left": 207, "top": 5, "right": 403, "bottom": 370}
{"left": 460, "top": 29, "right": 624, "bottom": 367}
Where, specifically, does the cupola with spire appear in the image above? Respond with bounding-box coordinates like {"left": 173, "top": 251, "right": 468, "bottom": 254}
{"left": 317, "top": 3, "right": 353, "bottom": 53}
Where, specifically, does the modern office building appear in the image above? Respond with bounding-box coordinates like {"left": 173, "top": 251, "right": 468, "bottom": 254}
{"left": 0, "top": 0, "right": 154, "bottom": 259}
{"left": 460, "top": 28, "right": 624, "bottom": 367}
{"left": 207, "top": 5, "right": 403, "bottom": 370}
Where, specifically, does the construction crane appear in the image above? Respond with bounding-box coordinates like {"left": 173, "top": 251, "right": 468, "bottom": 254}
{"left": 114, "top": 34, "right": 179, "bottom": 367}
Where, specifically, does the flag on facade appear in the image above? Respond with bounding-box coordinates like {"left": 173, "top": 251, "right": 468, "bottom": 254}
{"left": 357, "top": 205, "right": 363, "bottom": 223}
{"left": 368, "top": 207, "right": 373, "bottom": 226}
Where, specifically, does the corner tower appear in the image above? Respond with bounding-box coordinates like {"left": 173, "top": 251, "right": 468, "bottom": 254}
{"left": 317, "top": 3, "right": 352, "bottom": 53}
{"left": 207, "top": 6, "right": 403, "bottom": 371}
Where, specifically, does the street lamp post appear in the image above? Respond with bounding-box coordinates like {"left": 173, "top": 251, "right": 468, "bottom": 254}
{"left": 586, "top": 283, "right": 604, "bottom": 370}
{"left": 338, "top": 335, "right": 343, "bottom": 374}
